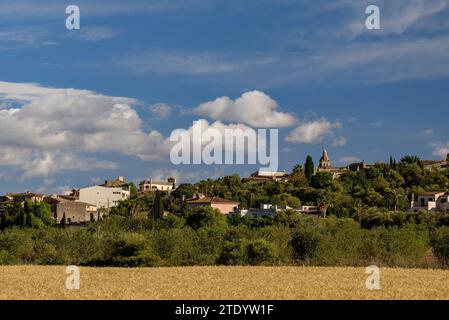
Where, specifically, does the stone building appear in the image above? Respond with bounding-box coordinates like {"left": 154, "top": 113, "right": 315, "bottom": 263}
{"left": 44, "top": 196, "right": 98, "bottom": 224}
{"left": 316, "top": 150, "right": 349, "bottom": 178}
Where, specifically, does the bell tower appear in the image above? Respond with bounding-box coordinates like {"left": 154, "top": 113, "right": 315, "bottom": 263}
{"left": 319, "top": 149, "right": 331, "bottom": 169}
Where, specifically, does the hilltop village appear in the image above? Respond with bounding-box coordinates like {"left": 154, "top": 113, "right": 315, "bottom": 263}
{"left": 1, "top": 150, "right": 448, "bottom": 226}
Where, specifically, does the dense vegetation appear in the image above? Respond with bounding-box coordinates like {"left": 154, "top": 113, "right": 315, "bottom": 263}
{"left": 0, "top": 208, "right": 448, "bottom": 268}
{"left": 0, "top": 155, "right": 448, "bottom": 268}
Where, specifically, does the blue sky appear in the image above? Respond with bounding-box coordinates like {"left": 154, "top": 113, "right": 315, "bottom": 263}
{"left": 0, "top": 0, "right": 449, "bottom": 194}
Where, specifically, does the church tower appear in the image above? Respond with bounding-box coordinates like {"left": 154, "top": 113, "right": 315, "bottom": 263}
{"left": 319, "top": 149, "right": 331, "bottom": 169}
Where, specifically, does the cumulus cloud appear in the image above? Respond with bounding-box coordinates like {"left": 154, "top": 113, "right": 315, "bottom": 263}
{"left": 0, "top": 81, "right": 172, "bottom": 178}
{"left": 286, "top": 118, "right": 342, "bottom": 144}
{"left": 432, "top": 142, "right": 449, "bottom": 158}
{"left": 192, "top": 90, "right": 295, "bottom": 128}
{"left": 171, "top": 119, "right": 262, "bottom": 158}
{"left": 149, "top": 103, "right": 172, "bottom": 118}
{"left": 332, "top": 136, "right": 347, "bottom": 147}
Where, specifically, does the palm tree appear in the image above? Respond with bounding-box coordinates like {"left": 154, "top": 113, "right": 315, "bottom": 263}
{"left": 317, "top": 190, "right": 332, "bottom": 218}
{"left": 352, "top": 199, "right": 366, "bottom": 226}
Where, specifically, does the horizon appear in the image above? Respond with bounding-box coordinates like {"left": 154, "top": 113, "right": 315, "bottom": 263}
{"left": 1, "top": 150, "right": 446, "bottom": 196}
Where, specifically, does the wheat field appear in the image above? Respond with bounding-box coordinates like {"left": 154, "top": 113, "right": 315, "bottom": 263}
{"left": 1, "top": 265, "right": 449, "bottom": 300}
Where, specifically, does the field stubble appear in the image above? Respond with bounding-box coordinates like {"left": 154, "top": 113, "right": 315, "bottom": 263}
{"left": 1, "top": 266, "right": 449, "bottom": 300}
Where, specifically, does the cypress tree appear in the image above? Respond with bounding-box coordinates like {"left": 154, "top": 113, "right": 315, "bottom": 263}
{"left": 61, "top": 213, "right": 67, "bottom": 228}
{"left": 26, "top": 211, "right": 32, "bottom": 227}
{"left": 24, "top": 200, "right": 32, "bottom": 228}
{"left": 151, "top": 191, "right": 164, "bottom": 220}
{"left": 305, "top": 155, "right": 315, "bottom": 182}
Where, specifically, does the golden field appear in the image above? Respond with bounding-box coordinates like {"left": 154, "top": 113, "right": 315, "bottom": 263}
{"left": 1, "top": 265, "right": 449, "bottom": 300}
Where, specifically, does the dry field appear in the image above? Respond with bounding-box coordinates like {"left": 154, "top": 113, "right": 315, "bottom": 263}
{"left": 1, "top": 265, "right": 449, "bottom": 300}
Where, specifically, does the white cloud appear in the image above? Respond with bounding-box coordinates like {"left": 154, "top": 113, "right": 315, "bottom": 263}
{"left": 286, "top": 118, "right": 342, "bottom": 144}
{"left": 75, "top": 26, "right": 121, "bottom": 42}
{"left": 420, "top": 129, "right": 434, "bottom": 136}
{"left": 149, "top": 103, "right": 172, "bottom": 118}
{"left": 432, "top": 142, "right": 449, "bottom": 159}
{"left": 193, "top": 90, "right": 295, "bottom": 128}
{"left": 172, "top": 119, "right": 262, "bottom": 157}
{"left": 0, "top": 81, "right": 172, "bottom": 178}
{"left": 118, "top": 51, "right": 276, "bottom": 75}
{"left": 336, "top": 0, "right": 449, "bottom": 39}
{"left": 0, "top": 27, "right": 55, "bottom": 49}
{"left": 332, "top": 136, "right": 347, "bottom": 147}
{"left": 338, "top": 156, "right": 362, "bottom": 165}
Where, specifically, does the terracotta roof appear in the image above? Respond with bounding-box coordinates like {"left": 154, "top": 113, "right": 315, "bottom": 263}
{"left": 186, "top": 196, "right": 238, "bottom": 205}
{"left": 418, "top": 191, "right": 445, "bottom": 196}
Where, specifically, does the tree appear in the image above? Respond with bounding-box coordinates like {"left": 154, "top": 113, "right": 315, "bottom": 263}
{"left": 24, "top": 200, "right": 33, "bottom": 228}
{"left": 400, "top": 155, "right": 422, "bottom": 167}
{"left": 184, "top": 206, "right": 226, "bottom": 230}
{"left": 311, "top": 172, "right": 333, "bottom": 189}
{"left": 61, "top": 213, "right": 67, "bottom": 228}
{"left": 150, "top": 190, "right": 164, "bottom": 220}
{"left": 446, "top": 153, "right": 449, "bottom": 162}
{"left": 172, "top": 184, "right": 196, "bottom": 200}
{"left": 352, "top": 199, "right": 367, "bottom": 226}
{"left": 305, "top": 155, "right": 315, "bottom": 182}
{"left": 316, "top": 190, "right": 332, "bottom": 218}
{"left": 125, "top": 182, "right": 139, "bottom": 198}
{"left": 26, "top": 210, "right": 32, "bottom": 227}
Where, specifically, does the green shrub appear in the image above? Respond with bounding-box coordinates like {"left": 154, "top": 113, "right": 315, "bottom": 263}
{"left": 217, "top": 240, "right": 246, "bottom": 265}
{"left": 0, "top": 249, "right": 16, "bottom": 265}
{"left": 245, "top": 239, "right": 279, "bottom": 265}
{"left": 360, "top": 224, "right": 429, "bottom": 267}
{"left": 431, "top": 226, "right": 449, "bottom": 267}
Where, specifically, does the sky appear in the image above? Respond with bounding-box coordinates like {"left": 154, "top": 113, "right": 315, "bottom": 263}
{"left": 0, "top": 0, "right": 449, "bottom": 194}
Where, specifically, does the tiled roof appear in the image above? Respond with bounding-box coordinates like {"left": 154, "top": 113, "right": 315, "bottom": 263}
{"left": 187, "top": 196, "right": 239, "bottom": 205}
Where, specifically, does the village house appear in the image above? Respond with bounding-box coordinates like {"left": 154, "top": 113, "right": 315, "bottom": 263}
{"left": 422, "top": 160, "right": 449, "bottom": 171}
{"left": 139, "top": 177, "right": 177, "bottom": 192}
{"left": 241, "top": 204, "right": 320, "bottom": 218}
{"left": 5, "top": 191, "right": 45, "bottom": 203}
{"left": 44, "top": 195, "right": 98, "bottom": 224}
{"left": 101, "top": 176, "right": 127, "bottom": 188}
{"left": 243, "top": 170, "right": 289, "bottom": 183}
{"left": 0, "top": 192, "right": 45, "bottom": 215}
{"left": 186, "top": 196, "right": 239, "bottom": 215}
{"left": 410, "top": 192, "right": 449, "bottom": 212}
{"left": 71, "top": 185, "right": 130, "bottom": 210}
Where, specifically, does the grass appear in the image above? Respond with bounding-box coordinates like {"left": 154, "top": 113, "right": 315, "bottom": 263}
{"left": 1, "top": 265, "right": 449, "bottom": 300}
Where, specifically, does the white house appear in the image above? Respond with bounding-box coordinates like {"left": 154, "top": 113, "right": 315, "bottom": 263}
{"left": 139, "top": 178, "right": 177, "bottom": 192}
{"left": 73, "top": 185, "right": 130, "bottom": 209}
{"left": 411, "top": 192, "right": 449, "bottom": 212}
